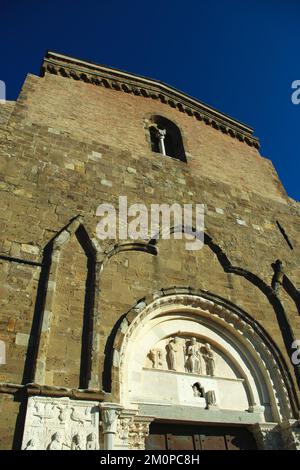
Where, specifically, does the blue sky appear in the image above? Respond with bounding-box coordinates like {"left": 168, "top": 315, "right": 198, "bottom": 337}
{"left": 1, "top": 0, "right": 300, "bottom": 200}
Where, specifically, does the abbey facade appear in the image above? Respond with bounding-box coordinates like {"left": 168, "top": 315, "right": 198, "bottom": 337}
{"left": 0, "top": 52, "right": 300, "bottom": 450}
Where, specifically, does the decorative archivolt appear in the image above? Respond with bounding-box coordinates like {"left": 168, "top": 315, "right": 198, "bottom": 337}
{"left": 111, "top": 289, "right": 297, "bottom": 422}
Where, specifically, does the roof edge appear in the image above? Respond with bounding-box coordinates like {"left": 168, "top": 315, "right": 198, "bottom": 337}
{"left": 40, "top": 51, "right": 260, "bottom": 149}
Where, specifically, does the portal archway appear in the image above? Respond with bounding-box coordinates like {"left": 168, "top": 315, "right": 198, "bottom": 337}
{"left": 112, "top": 290, "right": 295, "bottom": 428}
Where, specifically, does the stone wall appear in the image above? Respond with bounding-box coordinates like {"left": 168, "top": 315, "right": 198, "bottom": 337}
{"left": 0, "top": 61, "right": 299, "bottom": 449}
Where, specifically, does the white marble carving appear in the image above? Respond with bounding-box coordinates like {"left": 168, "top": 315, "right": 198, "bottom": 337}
{"left": 144, "top": 336, "right": 218, "bottom": 377}
{"left": 205, "top": 389, "right": 217, "bottom": 408}
{"left": 202, "top": 343, "right": 215, "bottom": 376}
{"left": 148, "top": 348, "right": 163, "bottom": 369}
{"left": 166, "top": 337, "right": 180, "bottom": 370}
{"left": 185, "top": 337, "right": 202, "bottom": 374}
{"left": 22, "top": 396, "right": 99, "bottom": 450}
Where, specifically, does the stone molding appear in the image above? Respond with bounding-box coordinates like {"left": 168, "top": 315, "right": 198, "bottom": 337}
{"left": 41, "top": 51, "right": 260, "bottom": 149}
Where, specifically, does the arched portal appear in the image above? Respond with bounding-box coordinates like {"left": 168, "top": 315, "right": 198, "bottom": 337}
{"left": 109, "top": 290, "right": 299, "bottom": 449}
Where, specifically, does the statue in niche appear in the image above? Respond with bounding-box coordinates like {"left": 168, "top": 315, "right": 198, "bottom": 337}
{"left": 202, "top": 343, "right": 215, "bottom": 376}
{"left": 86, "top": 432, "right": 98, "bottom": 450}
{"left": 166, "top": 337, "right": 180, "bottom": 370}
{"left": 71, "top": 433, "right": 83, "bottom": 450}
{"left": 47, "top": 431, "right": 70, "bottom": 450}
{"left": 192, "top": 382, "right": 205, "bottom": 398}
{"left": 148, "top": 348, "right": 163, "bottom": 369}
{"left": 205, "top": 390, "right": 217, "bottom": 409}
{"left": 185, "top": 337, "right": 202, "bottom": 374}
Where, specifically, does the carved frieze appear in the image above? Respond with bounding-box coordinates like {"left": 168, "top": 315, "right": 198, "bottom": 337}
{"left": 146, "top": 335, "right": 216, "bottom": 377}
{"left": 22, "top": 396, "right": 99, "bottom": 450}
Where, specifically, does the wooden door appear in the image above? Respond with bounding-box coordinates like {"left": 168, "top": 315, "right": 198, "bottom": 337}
{"left": 145, "top": 422, "right": 257, "bottom": 451}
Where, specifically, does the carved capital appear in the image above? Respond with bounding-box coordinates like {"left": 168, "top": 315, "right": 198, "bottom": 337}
{"left": 128, "top": 417, "right": 154, "bottom": 450}
{"left": 100, "top": 403, "right": 122, "bottom": 434}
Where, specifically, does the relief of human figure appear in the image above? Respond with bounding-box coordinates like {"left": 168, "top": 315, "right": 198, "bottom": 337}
{"left": 202, "top": 343, "right": 215, "bottom": 376}
{"left": 47, "top": 431, "right": 70, "bottom": 450}
{"left": 148, "top": 348, "right": 163, "bottom": 369}
{"left": 185, "top": 337, "right": 202, "bottom": 374}
{"left": 167, "top": 337, "right": 180, "bottom": 371}
{"left": 192, "top": 382, "right": 205, "bottom": 398}
{"left": 71, "top": 433, "right": 83, "bottom": 450}
{"left": 86, "top": 432, "right": 98, "bottom": 450}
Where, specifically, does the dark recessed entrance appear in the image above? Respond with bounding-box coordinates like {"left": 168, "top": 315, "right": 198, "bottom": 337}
{"left": 145, "top": 422, "right": 257, "bottom": 450}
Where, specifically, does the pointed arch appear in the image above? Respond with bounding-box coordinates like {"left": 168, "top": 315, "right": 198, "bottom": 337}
{"left": 30, "top": 216, "right": 101, "bottom": 387}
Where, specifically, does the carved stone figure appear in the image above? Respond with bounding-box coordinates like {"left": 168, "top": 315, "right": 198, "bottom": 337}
{"left": 148, "top": 348, "right": 163, "bottom": 369}
{"left": 192, "top": 382, "right": 205, "bottom": 398}
{"left": 86, "top": 432, "right": 98, "bottom": 450}
{"left": 71, "top": 433, "right": 83, "bottom": 450}
{"left": 167, "top": 337, "right": 180, "bottom": 371}
{"left": 185, "top": 337, "right": 202, "bottom": 374}
{"left": 47, "top": 431, "right": 69, "bottom": 450}
{"left": 202, "top": 343, "right": 215, "bottom": 376}
{"left": 205, "top": 390, "right": 217, "bottom": 409}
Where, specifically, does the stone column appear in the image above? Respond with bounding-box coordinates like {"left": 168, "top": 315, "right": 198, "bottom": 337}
{"left": 100, "top": 403, "right": 122, "bottom": 450}
{"left": 156, "top": 129, "right": 167, "bottom": 155}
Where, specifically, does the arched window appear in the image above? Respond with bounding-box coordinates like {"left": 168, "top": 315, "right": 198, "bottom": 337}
{"left": 149, "top": 115, "right": 187, "bottom": 162}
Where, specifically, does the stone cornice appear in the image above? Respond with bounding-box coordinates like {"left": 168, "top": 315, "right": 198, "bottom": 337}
{"left": 0, "top": 382, "right": 107, "bottom": 401}
{"left": 41, "top": 51, "right": 260, "bottom": 149}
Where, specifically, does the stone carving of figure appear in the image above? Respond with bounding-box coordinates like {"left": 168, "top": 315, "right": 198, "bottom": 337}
{"left": 205, "top": 390, "right": 217, "bottom": 409}
{"left": 192, "top": 382, "right": 205, "bottom": 398}
{"left": 71, "top": 433, "right": 83, "bottom": 450}
{"left": 86, "top": 432, "right": 98, "bottom": 450}
{"left": 148, "top": 348, "right": 163, "bottom": 369}
{"left": 202, "top": 343, "right": 215, "bottom": 376}
{"left": 185, "top": 337, "right": 202, "bottom": 374}
{"left": 167, "top": 337, "right": 180, "bottom": 371}
{"left": 47, "top": 431, "right": 69, "bottom": 450}
{"left": 24, "top": 439, "right": 36, "bottom": 450}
